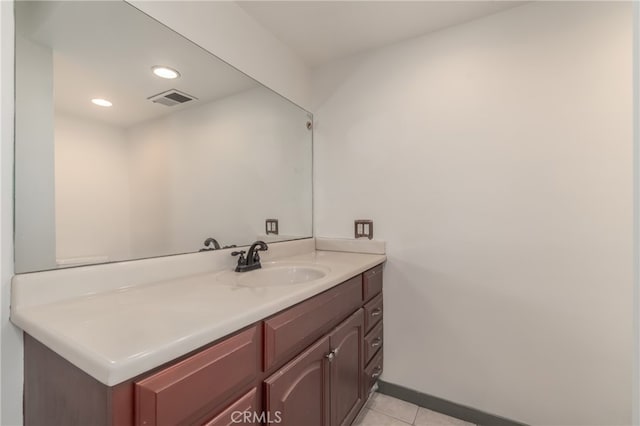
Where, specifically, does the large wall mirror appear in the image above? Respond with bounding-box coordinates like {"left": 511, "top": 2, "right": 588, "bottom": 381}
{"left": 14, "top": 1, "right": 313, "bottom": 273}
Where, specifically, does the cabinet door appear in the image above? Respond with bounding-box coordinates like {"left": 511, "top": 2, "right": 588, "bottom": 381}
{"left": 329, "top": 309, "right": 365, "bottom": 426}
{"left": 264, "top": 335, "right": 331, "bottom": 426}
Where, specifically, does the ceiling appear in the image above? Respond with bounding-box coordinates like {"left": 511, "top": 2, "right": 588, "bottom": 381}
{"left": 238, "top": 1, "right": 526, "bottom": 68}
{"left": 17, "top": 1, "right": 258, "bottom": 128}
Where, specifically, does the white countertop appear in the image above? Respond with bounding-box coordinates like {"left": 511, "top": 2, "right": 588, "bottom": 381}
{"left": 11, "top": 247, "right": 385, "bottom": 386}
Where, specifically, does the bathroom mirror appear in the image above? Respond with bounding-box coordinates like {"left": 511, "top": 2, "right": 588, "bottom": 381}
{"left": 14, "top": 1, "right": 313, "bottom": 273}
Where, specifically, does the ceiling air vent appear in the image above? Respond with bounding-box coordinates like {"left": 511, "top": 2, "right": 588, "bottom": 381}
{"left": 148, "top": 89, "right": 197, "bottom": 106}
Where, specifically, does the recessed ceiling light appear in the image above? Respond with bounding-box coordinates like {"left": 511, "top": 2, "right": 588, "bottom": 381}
{"left": 91, "top": 98, "right": 112, "bottom": 107}
{"left": 152, "top": 66, "right": 180, "bottom": 79}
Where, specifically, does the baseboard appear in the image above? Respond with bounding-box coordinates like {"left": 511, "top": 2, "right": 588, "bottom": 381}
{"left": 377, "top": 380, "right": 528, "bottom": 426}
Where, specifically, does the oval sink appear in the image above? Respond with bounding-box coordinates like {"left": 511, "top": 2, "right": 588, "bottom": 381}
{"left": 238, "top": 264, "right": 329, "bottom": 287}
{"left": 217, "top": 263, "right": 330, "bottom": 287}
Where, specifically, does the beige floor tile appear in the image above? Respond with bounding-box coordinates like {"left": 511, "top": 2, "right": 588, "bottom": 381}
{"left": 354, "top": 408, "right": 413, "bottom": 426}
{"left": 366, "top": 393, "right": 419, "bottom": 424}
{"left": 413, "top": 407, "right": 475, "bottom": 426}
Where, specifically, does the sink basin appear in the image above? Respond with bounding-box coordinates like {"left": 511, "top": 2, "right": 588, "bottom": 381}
{"left": 218, "top": 263, "right": 330, "bottom": 287}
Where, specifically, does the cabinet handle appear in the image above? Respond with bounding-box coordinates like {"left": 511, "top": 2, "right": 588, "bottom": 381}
{"left": 371, "top": 308, "right": 382, "bottom": 317}
{"left": 371, "top": 338, "right": 382, "bottom": 348}
{"left": 325, "top": 348, "right": 339, "bottom": 362}
{"left": 371, "top": 366, "right": 382, "bottom": 379}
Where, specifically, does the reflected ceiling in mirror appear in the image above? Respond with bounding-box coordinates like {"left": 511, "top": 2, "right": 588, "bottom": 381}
{"left": 14, "top": 1, "right": 313, "bottom": 273}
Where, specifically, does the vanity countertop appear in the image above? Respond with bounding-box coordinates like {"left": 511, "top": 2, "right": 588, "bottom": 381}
{"left": 11, "top": 249, "right": 385, "bottom": 386}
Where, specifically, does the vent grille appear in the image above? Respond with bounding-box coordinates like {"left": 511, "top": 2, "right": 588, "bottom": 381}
{"left": 148, "top": 89, "right": 197, "bottom": 106}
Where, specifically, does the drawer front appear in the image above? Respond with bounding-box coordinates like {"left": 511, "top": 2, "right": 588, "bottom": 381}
{"left": 364, "top": 321, "right": 383, "bottom": 365}
{"left": 362, "top": 264, "right": 383, "bottom": 302}
{"left": 364, "top": 350, "right": 383, "bottom": 394}
{"left": 363, "top": 293, "right": 383, "bottom": 333}
{"left": 203, "top": 387, "right": 258, "bottom": 426}
{"left": 135, "top": 324, "right": 261, "bottom": 426}
{"left": 264, "top": 275, "right": 362, "bottom": 372}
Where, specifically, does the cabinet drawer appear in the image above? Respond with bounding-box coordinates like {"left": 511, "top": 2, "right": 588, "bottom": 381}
{"left": 362, "top": 264, "right": 383, "bottom": 302}
{"left": 363, "top": 293, "right": 383, "bottom": 333}
{"left": 264, "top": 275, "right": 362, "bottom": 371}
{"left": 364, "top": 350, "right": 383, "bottom": 394}
{"left": 135, "top": 324, "right": 261, "bottom": 426}
{"left": 203, "top": 387, "right": 258, "bottom": 426}
{"left": 364, "top": 321, "right": 383, "bottom": 365}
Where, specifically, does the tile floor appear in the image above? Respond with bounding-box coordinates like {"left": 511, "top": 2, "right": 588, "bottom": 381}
{"left": 354, "top": 393, "right": 476, "bottom": 426}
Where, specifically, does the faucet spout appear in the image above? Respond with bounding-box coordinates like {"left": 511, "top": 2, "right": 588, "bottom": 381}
{"left": 233, "top": 240, "right": 268, "bottom": 272}
{"left": 200, "top": 237, "right": 221, "bottom": 251}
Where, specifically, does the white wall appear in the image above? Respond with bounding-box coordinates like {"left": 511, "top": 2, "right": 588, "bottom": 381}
{"left": 1, "top": 1, "right": 20, "bottom": 424}
{"left": 54, "top": 112, "right": 132, "bottom": 265}
{"left": 312, "top": 2, "right": 633, "bottom": 425}
{"left": 127, "top": 87, "right": 312, "bottom": 258}
{"left": 127, "top": 1, "right": 312, "bottom": 111}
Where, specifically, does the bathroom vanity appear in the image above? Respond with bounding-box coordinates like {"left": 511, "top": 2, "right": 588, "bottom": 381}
{"left": 12, "top": 241, "right": 385, "bottom": 426}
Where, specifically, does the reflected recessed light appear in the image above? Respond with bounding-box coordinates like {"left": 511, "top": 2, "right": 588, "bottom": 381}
{"left": 152, "top": 66, "right": 180, "bottom": 79}
{"left": 91, "top": 98, "right": 112, "bottom": 107}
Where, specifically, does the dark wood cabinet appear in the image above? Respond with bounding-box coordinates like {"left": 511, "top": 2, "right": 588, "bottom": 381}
{"left": 362, "top": 266, "right": 384, "bottom": 397}
{"left": 265, "top": 309, "right": 365, "bottom": 426}
{"left": 203, "top": 388, "right": 259, "bottom": 426}
{"left": 364, "top": 350, "right": 383, "bottom": 395}
{"left": 135, "top": 325, "right": 261, "bottom": 426}
{"left": 329, "top": 310, "right": 365, "bottom": 426}
{"left": 363, "top": 264, "right": 383, "bottom": 302}
{"left": 23, "top": 263, "right": 384, "bottom": 426}
{"left": 364, "top": 321, "right": 383, "bottom": 366}
{"left": 263, "top": 275, "right": 362, "bottom": 372}
{"left": 364, "top": 292, "right": 383, "bottom": 333}
{"left": 264, "top": 335, "right": 331, "bottom": 426}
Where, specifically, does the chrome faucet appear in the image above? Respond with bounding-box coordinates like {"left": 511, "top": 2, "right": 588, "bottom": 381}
{"left": 231, "top": 240, "right": 268, "bottom": 272}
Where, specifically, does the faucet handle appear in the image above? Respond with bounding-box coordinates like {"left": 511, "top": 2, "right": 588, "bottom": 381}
{"left": 232, "top": 250, "right": 249, "bottom": 271}
{"left": 231, "top": 250, "right": 247, "bottom": 267}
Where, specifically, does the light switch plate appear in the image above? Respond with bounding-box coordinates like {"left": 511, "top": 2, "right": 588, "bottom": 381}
{"left": 354, "top": 220, "right": 373, "bottom": 240}
{"left": 265, "top": 219, "right": 279, "bottom": 235}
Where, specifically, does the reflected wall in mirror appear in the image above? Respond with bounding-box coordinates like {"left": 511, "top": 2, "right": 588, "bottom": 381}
{"left": 14, "top": 1, "right": 313, "bottom": 273}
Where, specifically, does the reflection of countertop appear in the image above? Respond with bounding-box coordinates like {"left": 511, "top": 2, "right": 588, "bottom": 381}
{"left": 11, "top": 244, "right": 385, "bottom": 386}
